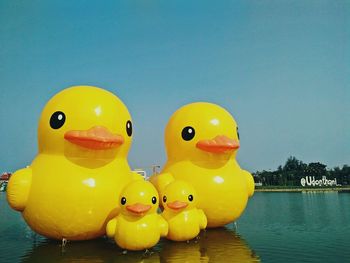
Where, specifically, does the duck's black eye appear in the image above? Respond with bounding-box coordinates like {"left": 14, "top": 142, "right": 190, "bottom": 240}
{"left": 181, "top": 126, "right": 195, "bottom": 141}
{"left": 121, "top": 197, "right": 126, "bottom": 205}
{"left": 50, "top": 111, "right": 66, "bottom": 129}
{"left": 152, "top": 196, "right": 157, "bottom": 204}
{"left": 188, "top": 195, "right": 193, "bottom": 202}
{"left": 163, "top": 196, "right": 167, "bottom": 203}
{"left": 236, "top": 127, "right": 240, "bottom": 140}
{"left": 126, "top": 120, "right": 132, "bottom": 137}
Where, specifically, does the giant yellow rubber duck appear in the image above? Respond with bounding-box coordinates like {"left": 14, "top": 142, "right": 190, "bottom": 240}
{"left": 7, "top": 85, "right": 140, "bottom": 240}
{"left": 161, "top": 180, "right": 207, "bottom": 241}
{"left": 106, "top": 180, "right": 168, "bottom": 251}
{"left": 150, "top": 102, "right": 254, "bottom": 228}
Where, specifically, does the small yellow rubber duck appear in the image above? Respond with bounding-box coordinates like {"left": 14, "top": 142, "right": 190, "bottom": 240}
{"left": 161, "top": 180, "right": 207, "bottom": 241}
{"left": 106, "top": 180, "right": 168, "bottom": 251}
{"left": 7, "top": 86, "right": 141, "bottom": 240}
{"left": 150, "top": 102, "right": 254, "bottom": 228}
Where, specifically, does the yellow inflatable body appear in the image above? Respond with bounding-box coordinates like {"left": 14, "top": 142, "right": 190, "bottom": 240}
{"left": 161, "top": 180, "right": 207, "bottom": 241}
{"left": 106, "top": 180, "right": 168, "bottom": 251}
{"left": 7, "top": 86, "right": 140, "bottom": 240}
{"left": 150, "top": 102, "right": 254, "bottom": 228}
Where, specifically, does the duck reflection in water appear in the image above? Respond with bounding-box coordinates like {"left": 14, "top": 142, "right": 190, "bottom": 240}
{"left": 21, "top": 238, "right": 160, "bottom": 263}
{"left": 160, "top": 227, "right": 259, "bottom": 263}
{"left": 22, "top": 228, "right": 259, "bottom": 263}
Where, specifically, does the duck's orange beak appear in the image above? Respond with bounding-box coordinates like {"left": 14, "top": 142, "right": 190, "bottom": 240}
{"left": 196, "top": 135, "right": 240, "bottom": 153}
{"left": 167, "top": 201, "right": 188, "bottom": 210}
{"left": 64, "top": 126, "right": 124, "bottom": 150}
{"left": 126, "top": 203, "right": 151, "bottom": 215}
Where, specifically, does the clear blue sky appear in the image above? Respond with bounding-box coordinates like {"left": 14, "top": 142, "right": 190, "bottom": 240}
{"left": 1, "top": 1, "right": 349, "bottom": 174}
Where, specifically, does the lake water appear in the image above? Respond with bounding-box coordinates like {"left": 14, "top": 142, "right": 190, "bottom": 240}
{"left": 0, "top": 191, "right": 349, "bottom": 262}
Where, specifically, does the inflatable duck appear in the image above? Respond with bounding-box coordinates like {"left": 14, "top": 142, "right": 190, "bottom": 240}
{"left": 150, "top": 102, "right": 254, "bottom": 227}
{"left": 161, "top": 180, "right": 207, "bottom": 241}
{"left": 106, "top": 180, "right": 168, "bottom": 251}
{"left": 7, "top": 85, "right": 141, "bottom": 240}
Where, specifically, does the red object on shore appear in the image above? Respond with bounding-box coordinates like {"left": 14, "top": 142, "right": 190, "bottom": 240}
{"left": 0, "top": 173, "right": 12, "bottom": 181}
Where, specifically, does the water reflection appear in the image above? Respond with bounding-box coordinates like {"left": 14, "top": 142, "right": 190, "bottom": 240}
{"left": 3, "top": 192, "right": 350, "bottom": 263}
{"left": 160, "top": 228, "right": 260, "bottom": 263}
{"left": 21, "top": 228, "right": 259, "bottom": 263}
{"left": 21, "top": 238, "right": 160, "bottom": 263}
{"left": 202, "top": 228, "right": 259, "bottom": 262}
{"left": 0, "top": 192, "right": 350, "bottom": 263}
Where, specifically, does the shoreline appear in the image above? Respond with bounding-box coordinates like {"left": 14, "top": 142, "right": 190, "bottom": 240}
{"left": 255, "top": 187, "right": 350, "bottom": 192}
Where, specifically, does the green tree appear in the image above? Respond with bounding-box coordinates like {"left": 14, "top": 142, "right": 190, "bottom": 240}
{"left": 305, "top": 162, "right": 327, "bottom": 177}
{"left": 253, "top": 157, "right": 349, "bottom": 187}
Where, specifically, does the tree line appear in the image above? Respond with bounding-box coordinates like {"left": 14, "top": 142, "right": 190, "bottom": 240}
{"left": 253, "top": 156, "right": 350, "bottom": 187}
